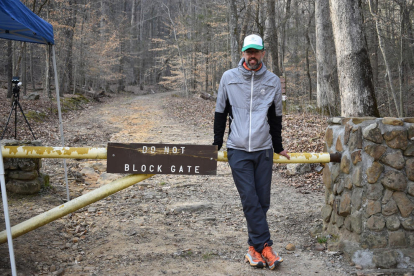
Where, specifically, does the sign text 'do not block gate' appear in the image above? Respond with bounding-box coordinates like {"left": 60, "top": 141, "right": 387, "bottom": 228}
{"left": 107, "top": 143, "right": 218, "bottom": 175}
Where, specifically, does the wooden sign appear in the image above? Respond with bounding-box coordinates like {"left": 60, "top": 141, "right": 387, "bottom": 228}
{"left": 107, "top": 143, "right": 217, "bottom": 175}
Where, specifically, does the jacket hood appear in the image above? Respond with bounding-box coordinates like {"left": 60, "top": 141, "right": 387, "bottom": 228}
{"left": 238, "top": 58, "right": 268, "bottom": 78}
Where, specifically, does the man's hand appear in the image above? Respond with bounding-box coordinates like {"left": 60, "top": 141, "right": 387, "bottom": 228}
{"left": 278, "top": 150, "right": 290, "bottom": 160}
{"left": 212, "top": 142, "right": 222, "bottom": 151}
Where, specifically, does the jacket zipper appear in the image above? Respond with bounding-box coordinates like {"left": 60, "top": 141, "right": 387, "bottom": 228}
{"left": 249, "top": 71, "right": 254, "bottom": 152}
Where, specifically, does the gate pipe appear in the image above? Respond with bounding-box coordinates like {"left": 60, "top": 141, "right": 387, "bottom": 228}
{"left": 217, "top": 151, "right": 339, "bottom": 163}
{"left": 2, "top": 146, "right": 340, "bottom": 163}
{"left": 0, "top": 174, "right": 154, "bottom": 244}
{"left": 1, "top": 146, "right": 107, "bottom": 159}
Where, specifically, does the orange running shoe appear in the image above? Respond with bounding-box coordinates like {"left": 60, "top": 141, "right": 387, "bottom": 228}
{"left": 261, "top": 244, "right": 283, "bottom": 270}
{"left": 245, "top": 246, "right": 266, "bottom": 268}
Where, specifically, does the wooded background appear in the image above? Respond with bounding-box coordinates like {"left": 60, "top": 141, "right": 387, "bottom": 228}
{"left": 0, "top": 0, "right": 413, "bottom": 117}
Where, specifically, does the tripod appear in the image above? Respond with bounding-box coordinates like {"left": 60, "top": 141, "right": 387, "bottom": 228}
{"left": 1, "top": 83, "right": 36, "bottom": 140}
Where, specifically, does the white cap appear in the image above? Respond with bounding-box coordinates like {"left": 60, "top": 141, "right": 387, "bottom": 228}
{"left": 242, "top": 34, "right": 264, "bottom": 52}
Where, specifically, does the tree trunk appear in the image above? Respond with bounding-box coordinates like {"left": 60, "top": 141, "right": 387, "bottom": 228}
{"left": 45, "top": 45, "right": 51, "bottom": 98}
{"left": 330, "top": 0, "right": 379, "bottom": 117}
{"left": 138, "top": 0, "right": 145, "bottom": 87}
{"left": 281, "top": 0, "right": 291, "bottom": 73}
{"left": 397, "top": 1, "right": 413, "bottom": 116}
{"left": 118, "top": 0, "right": 128, "bottom": 92}
{"left": 315, "top": 0, "right": 338, "bottom": 115}
{"left": 305, "top": 9, "right": 314, "bottom": 101}
{"left": 30, "top": 44, "right": 36, "bottom": 91}
{"left": 239, "top": 0, "right": 253, "bottom": 52}
{"left": 369, "top": 0, "right": 379, "bottom": 88}
{"left": 59, "top": 0, "right": 77, "bottom": 96}
{"left": 228, "top": 0, "right": 239, "bottom": 67}
{"left": 164, "top": 3, "right": 188, "bottom": 97}
{"left": 264, "top": 0, "right": 281, "bottom": 76}
{"left": 23, "top": 42, "right": 27, "bottom": 96}
{"left": 7, "top": 40, "right": 13, "bottom": 98}
{"left": 306, "top": 34, "right": 312, "bottom": 101}
{"left": 99, "top": 0, "right": 106, "bottom": 91}
{"left": 130, "top": 0, "right": 138, "bottom": 85}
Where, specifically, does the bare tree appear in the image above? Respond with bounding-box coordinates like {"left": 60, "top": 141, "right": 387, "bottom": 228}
{"left": 163, "top": 3, "right": 189, "bottom": 97}
{"left": 228, "top": 0, "right": 239, "bottom": 67}
{"left": 280, "top": 0, "right": 291, "bottom": 74}
{"left": 59, "top": 0, "right": 77, "bottom": 96}
{"left": 239, "top": 0, "right": 253, "bottom": 51}
{"left": 315, "top": 0, "right": 338, "bottom": 115}
{"left": 330, "top": 0, "right": 379, "bottom": 117}
{"left": 394, "top": 0, "right": 414, "bottom": 116}
{"left": 305, "top": 7, "right": 314, "bottom": 101}
{"left": 264, "top": 0, "right": 281, "bottom": 76}
{"left": 7, "top": 40, "right": 13, "bottom": 99}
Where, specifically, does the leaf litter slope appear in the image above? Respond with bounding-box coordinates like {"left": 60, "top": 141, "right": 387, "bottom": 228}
{"left": 0, "top": 91, "right": 351, "bottom": 275}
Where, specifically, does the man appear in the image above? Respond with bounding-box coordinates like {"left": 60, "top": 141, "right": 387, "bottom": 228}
{"left": 213, "top": 34, "right": 290, "bottom": 270}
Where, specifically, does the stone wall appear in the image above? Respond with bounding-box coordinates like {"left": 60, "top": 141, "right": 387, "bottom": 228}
{"left": 1, "top": 140, "right": 48, "bottom": 195}
{"left": 322, "top": 117, "right": 414, "bottom": 270}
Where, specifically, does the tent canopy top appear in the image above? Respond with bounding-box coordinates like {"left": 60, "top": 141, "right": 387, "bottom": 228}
{"left": 0, "top": 0, "right": 54, "bottom": 45}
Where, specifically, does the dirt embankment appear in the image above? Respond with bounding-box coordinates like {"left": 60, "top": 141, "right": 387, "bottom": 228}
{"left": 0, "top": 91, "right": 357, "bottom": 276}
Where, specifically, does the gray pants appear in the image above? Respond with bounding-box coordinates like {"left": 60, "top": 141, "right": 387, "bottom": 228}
{"left": 227, "top": 148, "right": 274, "bottom": 253}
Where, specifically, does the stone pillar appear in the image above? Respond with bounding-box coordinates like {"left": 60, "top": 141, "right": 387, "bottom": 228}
{"left": 2, "top": 140, "right": 49, "bottom": 195}
{"left": 322, "top": 117, "right": 414, "bottom": 269}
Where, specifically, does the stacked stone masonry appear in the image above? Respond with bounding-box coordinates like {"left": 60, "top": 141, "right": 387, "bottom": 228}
{"left": 322, "top": 117, "right": 414, "bottom": 270}
{"left": 2, "top": 140, "right": 48, "bottom": 195}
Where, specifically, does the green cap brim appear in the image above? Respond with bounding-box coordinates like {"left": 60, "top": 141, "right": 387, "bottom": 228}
{"left": 242, "top": 44, "right": 264, "bottom": 52}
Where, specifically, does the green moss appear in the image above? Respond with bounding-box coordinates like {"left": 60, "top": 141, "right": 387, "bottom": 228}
{"left": 41, "top": 173, "right": 50, "bottom": 188}
{"left": 48, "top": 94, "right": 91, "bottom": 114}
{"left": 317, "top": 236, "right": 328, "bottom": 244}
{"left": 25, "top": 110, "right": 48, "bottom": 122}
{"left": 60, "top": 95, "right": 90, "bottom": 112}
{"left": 317, "top": 234, "right": 339, "bottom": 244}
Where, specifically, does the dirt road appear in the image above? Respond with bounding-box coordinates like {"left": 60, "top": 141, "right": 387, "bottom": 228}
{"left": 0, "top": 92, "right": 354, "bottom": 275}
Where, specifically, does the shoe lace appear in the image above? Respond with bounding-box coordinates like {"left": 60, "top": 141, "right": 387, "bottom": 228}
{"left": 250, "top": 246, "right": 263, "bottom": 260}
{"left": 262, "top": 244, "right": 277, "bottom": 262}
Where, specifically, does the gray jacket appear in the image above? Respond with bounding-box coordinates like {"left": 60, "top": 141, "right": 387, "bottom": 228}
{"left": 213, "top": 58, "right": 284, "bottom": 153}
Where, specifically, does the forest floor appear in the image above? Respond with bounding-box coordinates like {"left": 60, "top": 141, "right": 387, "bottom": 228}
{"left": 0, "top": 87, "right": 374, "bottom": 276}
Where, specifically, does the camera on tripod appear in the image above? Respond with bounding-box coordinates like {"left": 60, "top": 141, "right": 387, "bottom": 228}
{"left": 11, "top": 76, "right": 21, "bottom": 97}
{"left": 1, "top": 76, "right": 36, "bottom": 140}
{"left": 12, "top": 76, "right": 20, "bottom": 85}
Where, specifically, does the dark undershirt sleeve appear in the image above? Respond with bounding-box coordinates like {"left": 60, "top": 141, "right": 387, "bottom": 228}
{"left": 213, "top": 112, "right": 227, "bottom": 150}
{"left": 213, "top": 99, "right": 231, "bottom": 150}
{"left": 268, "top": 102, "right": 284, "bottom": 153}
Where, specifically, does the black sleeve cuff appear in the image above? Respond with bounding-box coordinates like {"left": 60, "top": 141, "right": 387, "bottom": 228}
{"left": 213, "top": 112, "right": 227, "bottom": 150}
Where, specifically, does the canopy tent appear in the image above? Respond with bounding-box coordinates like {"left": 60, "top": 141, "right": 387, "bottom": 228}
{"left": 0, "top": 1, "right": 69, "bottom": 275}
{"left": 0, "top": 0, "right": 54, "bottom": 44}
